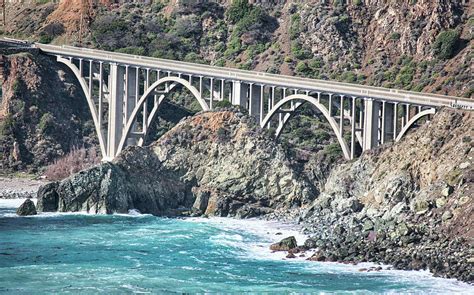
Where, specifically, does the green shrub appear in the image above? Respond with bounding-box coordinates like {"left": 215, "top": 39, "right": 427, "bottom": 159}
{"left": 324, "top": 143, "right": 342, "bottom": 158}
{"left": 38, "top": 113, "right": 55, "bottom": 134}
{"left": 314, "top": 130, "right": 330, "bottom": 142}
{"left": 390, "top": 32, "right": 401, "bottom": 40}
{"left": 432, "top": 30, "right": 460, "bottom": 60}
{"left": 216, "top": 127, "right": 230, "bottom": 142}
{"left": 309, "top": 58, "right": 323, "bottom": 69}
{"left": 0, "top": 114, "right": 15, "bottom": 137}
{"left": 12, "top": 80, "right": 20, "bottom": 94}
{"left": 395, "top": 65, "right": 415, "bottom": 87}
{"left": 341, "top": 71, "right": 357, "bottom": 83}
{"left": 226, "top": 0, "right": 253, "bottom": 24}
{"left": 295, "top": 61, "right": 309, "bottom": 74}
{"left": 289, "top": 14, "right": 301, "bottom": 40}
{"left": 38, "top": 34, "right": 53, "bottom": 44}
{"left": 214, "top": 100, "right": 234, "bottom": 108}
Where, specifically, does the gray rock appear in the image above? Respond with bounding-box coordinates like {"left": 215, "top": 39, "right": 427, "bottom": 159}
{"left": 441, "top": 211, "right": 453, "bottom": 222}
{"left": 36, "top": 182, "right": 59, "bottom": 212}
{"left": 435, "top": 197, "right": 447, "bottom": 208}
{"left": 17, "top": 199, "right": 37, "bottom": 216}
{"left": 441, "top": 185, "right": 454, "bottom": 197}
{"left": 270, "top": 236, "right": 298, "bottom": 251}
{"left": 304, "top": 238, "right": 317, "bottom": 249}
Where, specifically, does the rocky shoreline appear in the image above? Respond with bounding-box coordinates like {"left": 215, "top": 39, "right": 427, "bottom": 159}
{"left": 29, "top": 108, "right": 473, "bottom": 284}
{"left": 0, "top": 176, "right": 46, "bottom": 199}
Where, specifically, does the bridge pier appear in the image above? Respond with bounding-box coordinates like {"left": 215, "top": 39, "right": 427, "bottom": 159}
{"left": 363, "top": 98, "right": 380, "bottom": 151}
{"left": 232, "top": 81, "right": 249, "bottom": 108}
{"left": 250, "top": 84, "right": 262, "bottom": 123}
{"left": 383, "top": 102, "right": 395, "bottom": 144}
{"left": 125, "top": 66, "right": 138, "bottom": 146}
{"left": 107, "top": 63, "right": 125, "bottom": 160}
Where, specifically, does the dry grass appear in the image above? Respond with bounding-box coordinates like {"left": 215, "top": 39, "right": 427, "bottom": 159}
{"left": 44, "top": 146, "right": 101, "bottom": 181}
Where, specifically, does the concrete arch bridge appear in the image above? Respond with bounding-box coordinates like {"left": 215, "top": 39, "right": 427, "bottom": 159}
{"left": 14, "top": 41, "right": 473, "bottom": 161}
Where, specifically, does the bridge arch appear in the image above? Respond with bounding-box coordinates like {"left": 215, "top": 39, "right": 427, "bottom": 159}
{"left": 116, "top": 76, "right": 209, "bottom": 155}
{"left": 56, "top": 56, "right": 107, "bottom": 157}
{"left": 395, "top": 108, "right": 436, "bottom": 142}
{"left": 261, "top": 94, "right": 351, "bottom": 160}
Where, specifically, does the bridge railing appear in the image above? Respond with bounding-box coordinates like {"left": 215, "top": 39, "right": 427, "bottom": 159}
{"left": 34, "top": 43, "right": 474, "bottom": 110}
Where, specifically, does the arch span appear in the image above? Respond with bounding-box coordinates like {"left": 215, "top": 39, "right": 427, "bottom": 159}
{"left": 56, "top": 56, "right": 107, "bottom": 157}
{"left": 116, "top": 76, "right": 209, "bottom": 155}
{"left": 261, "top": 94, "right": 351, "bottom": 160}
{"left": 395, "top": 108, "right": 435, "bottom": 142}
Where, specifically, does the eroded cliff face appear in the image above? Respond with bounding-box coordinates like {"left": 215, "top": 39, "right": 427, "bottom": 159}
{"left": 0, "top": 52, "right": 96, "bottom": 172}
{"left": 301, "top": 108, "right": 473, "bottom": 282}
{"left": 37, "top": 111, "right": 315, "bottom": 217}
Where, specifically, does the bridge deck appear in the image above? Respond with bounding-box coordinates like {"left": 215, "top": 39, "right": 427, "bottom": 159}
{"left": 1, "top": 39, "right": 471, "bottom": 109}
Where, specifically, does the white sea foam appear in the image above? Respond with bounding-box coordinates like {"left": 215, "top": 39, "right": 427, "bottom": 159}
{"left": 0, "top": 198, "right": 37, "bottom": 208}
{"left": 184, "top": 216, "right": 474, "bottom": 293}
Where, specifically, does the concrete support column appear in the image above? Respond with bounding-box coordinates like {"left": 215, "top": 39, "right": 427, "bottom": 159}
{"left": 350, "top": 96, "right": 356, "bottom": 159}
{"left": 363, "top": 98, "right": 380, "bottom": 151}
{"left": 393, "top": 102, "right": 398, "bottom": 141}
{"left": 220, "top": 79, "right": 225, "bottom": 101}
{"left": 107, "top": 63, "right": 125, "bottom": 159}
{"left": 126, "top": 66, "right": 137, "bottom": 145}
{"left": 380, "top": 101, "right": 386, "bottom": 144}
{"left": 232, "top": 81, "right": 248, "bottom": 108}
{"left": 143, "top": 68, "right": 150, "bottom": 134}
{"left": 98, "top": 62, "right": 104, "bottom": 130}
{"left": 250, "top": 84, "right": 262, "bottom": 123}
{"left": 209, "top": 77, "right": 214, "bottom": 109}
{"left": 328, "top": 93, "right": 333, "bottom": 116}
{"left": 339, "top": 95, "right": 344, "bottom": 137}
{"left": 259, "top": 85, "right": 264, "bottom": 125}
{"left": 384, "top": 102, "right": 395, "bottom": 144}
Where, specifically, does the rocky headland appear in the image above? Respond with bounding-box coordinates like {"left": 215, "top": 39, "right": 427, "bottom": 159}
{"left": 37, "top": 111, "right": 315, "bottom": 217}
{"left": 35, "top": 107, "right": 473, "bottom": 283}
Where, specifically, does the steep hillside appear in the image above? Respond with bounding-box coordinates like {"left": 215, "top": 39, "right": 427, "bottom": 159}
{"left": 301, "top": 108, "right": 473, "bottom": 282}
{"left": 0, "top": 52, "right": 96, "bottom": 172}
{"left": 3, "top": 0, "right": 472, "bottom": 97}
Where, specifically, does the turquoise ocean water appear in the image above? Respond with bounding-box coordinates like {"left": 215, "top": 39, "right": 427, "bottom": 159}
{"left": 0, "top": 199, "right": 472, "bottom": 294}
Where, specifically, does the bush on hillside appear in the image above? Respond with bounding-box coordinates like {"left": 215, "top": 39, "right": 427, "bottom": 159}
{"left": 432, "top": 30, "right": 460, "bottom": 60}
{"left": 44, "top": 147, "right": 101, "bottom": 181}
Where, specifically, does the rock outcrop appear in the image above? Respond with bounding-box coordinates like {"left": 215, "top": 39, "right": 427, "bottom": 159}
{"left": 16, "top": 199, "right": 37, "bottom": 216}
{"left": 301, "top": 108, "right": 474, "bottom": 282}
{"left": 270, "top": 236, "right": 297, "bottom": 251}
{"left": 0, "top": 52, "right": 96, "bottom": 172}
{"left": 37, "top": 111, "right": 314, "bottom": 217}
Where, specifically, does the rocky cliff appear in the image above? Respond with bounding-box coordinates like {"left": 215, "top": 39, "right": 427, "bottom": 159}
{"left": 37, "top": 111, "right": 315, "bottom": 217}
{"left": 300, "top": 108, "right": 473, "bottom": 282}
{"left": 0, "top": 52, "right": 97, "bottom": 172}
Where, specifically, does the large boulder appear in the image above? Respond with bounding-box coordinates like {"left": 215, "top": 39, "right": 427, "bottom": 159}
{"left": 270, "top": 236, "right": 298, "bottom": 251}
{"left": 16, "top": 199, "right": 37, "bottom": 216}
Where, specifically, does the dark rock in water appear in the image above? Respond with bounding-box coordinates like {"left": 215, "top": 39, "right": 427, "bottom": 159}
{"left": 17, "top": 199, "right": 37, "bottom": 216}
{"left": 36, "top": 182, "right": 59, "bottom": 212}
{"left": 270, "top": 236, "right": 297, "bottom": 251}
